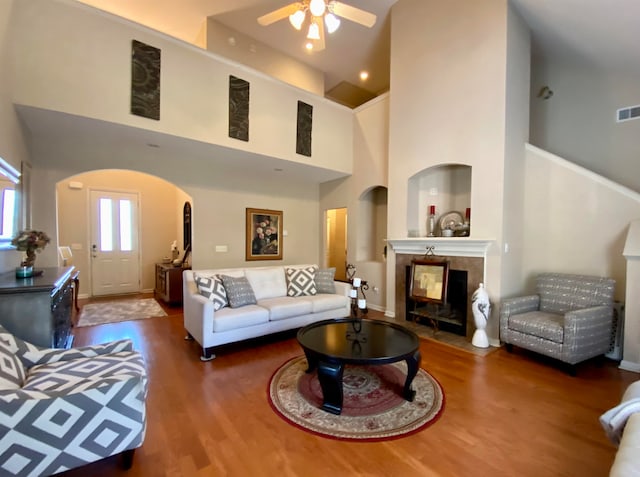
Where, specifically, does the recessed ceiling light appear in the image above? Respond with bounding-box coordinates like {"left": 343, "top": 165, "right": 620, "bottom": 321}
{"left": 360, "top": 71, "right": 369, "bottom": 81}
{"left": 228, "top": 37, "right": 236, "bottom": 47}
{"left": 305, "top": 42, "right": 314, "bottom": 51}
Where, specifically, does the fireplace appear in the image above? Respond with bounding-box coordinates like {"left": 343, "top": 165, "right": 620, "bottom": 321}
{"left": 394, "top": 251, "right": 485, "bottom": 339}
{"left": 406, "top": 267, "right": 468, "bottom": 335}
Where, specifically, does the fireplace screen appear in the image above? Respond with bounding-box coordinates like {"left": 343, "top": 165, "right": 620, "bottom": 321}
{"left": 409, "top": 259, "right": 449, "bottom": 304}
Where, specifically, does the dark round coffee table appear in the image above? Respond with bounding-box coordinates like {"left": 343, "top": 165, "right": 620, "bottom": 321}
{"left": 296, "top": 318, "right": 421, "bottom": 415}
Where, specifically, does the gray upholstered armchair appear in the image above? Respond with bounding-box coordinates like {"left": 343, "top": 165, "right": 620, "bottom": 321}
{"left": 500, "top": 273, "right": 615, "bottom": 373}
{"left": 0, "top": 325, "right": 148, "bottom": 476}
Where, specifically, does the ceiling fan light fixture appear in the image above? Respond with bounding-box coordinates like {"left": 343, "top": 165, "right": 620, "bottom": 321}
{"left": 309, "top": 0, "right": 326, "bottom": 17}
{"left": 307, "top": 21, "right": 321, "bottom": 40}
{"left": 288, "top": 9, "right": 306, "bottom": 30}
{"left": 325, "top": 13, "right": 340, "bottom": 33}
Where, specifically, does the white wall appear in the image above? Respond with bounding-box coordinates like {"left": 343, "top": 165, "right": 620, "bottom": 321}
{"left": 8, "top": 0, "right": 352, "bottom": 176}
{"left": 530, "top": 56, "right": 640, "bottom": 192}
{"left": 521, "top": 144, "right": 640, "bottom": 301}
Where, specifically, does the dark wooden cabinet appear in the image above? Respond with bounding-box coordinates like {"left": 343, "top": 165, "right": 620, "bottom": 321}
{"left": 155, "top": 263, "right": 189, "bottom": 305}
{"left": 0, "top": 266, "right": 76, "bottom": 348}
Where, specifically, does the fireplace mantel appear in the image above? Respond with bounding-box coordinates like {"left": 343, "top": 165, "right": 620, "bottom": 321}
{"left": 387, "top": 238, "right": 494, "bottom": 258}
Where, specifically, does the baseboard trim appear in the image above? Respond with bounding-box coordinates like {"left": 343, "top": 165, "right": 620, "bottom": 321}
{"left": 384, "top": 310, "right": 395, "bottom": 318}
{"left": 619, "top": 360, "right": 640, "bottom": 373}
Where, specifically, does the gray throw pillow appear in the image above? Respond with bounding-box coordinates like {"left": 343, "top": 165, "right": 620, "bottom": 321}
{"left": 220, "top": 275, "right": 257, "bottom": 308}
{"left": 315, "top": 268, "right": 336, "bottom": 294}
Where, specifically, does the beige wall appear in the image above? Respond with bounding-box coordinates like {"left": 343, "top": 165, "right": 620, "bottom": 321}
{"left": 530, "top": 56, "right": 640, "bottom": 192}
{"left": 0, "top": 0, "right": 31, "bottom": 272}
{"left": 9, "top": 0, "right": 353, "bottom": 177}
{"left": 387, "top": 0, "right": 518, "bottom": 341}
{"left": 205, "top": 19, "right": 324, "bottom": 96}
{"left": 56, "top": 170, "right": 188, "bottom": 294}
{"left": 521, "top": 145, "right": 640, "bottom": 302}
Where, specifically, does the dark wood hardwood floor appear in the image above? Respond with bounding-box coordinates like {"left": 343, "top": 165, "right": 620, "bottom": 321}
{"left": 60, "top": 295, "right": 636, "bottom": 477}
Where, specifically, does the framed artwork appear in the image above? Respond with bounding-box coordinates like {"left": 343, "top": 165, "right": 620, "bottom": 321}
{"left": 246, "top": 208, "right": 283, "bottom": 261}
{"left": 409, "top": 259, "right": 449, "bottom": 304}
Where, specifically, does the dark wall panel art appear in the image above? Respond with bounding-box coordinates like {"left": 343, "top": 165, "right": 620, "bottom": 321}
{"left": 131, "top": 40, "right": 161, "bottom": 120}
{"left": 229, "top": 75, "right": 250, "bottom": 141}
{"left": 296, "top": 101, "right": 313, "bottom": 157}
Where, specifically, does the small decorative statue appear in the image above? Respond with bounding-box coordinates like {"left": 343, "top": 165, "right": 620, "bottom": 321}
{"left": 471, "top": 283, "right": 491, "bottom": 348}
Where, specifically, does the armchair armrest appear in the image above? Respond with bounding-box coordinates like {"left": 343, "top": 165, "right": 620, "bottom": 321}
{"left": 562, "top": 305, "right": 613, "bottom": 363}
{"left": 22, "top": 339, "right": 135, "bottom": 367}
{"left": 500, "top": 295, "right": 540, "bottom": 340}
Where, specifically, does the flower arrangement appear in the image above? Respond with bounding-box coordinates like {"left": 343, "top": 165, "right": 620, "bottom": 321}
{"left": 11, "top": 230, "right": 50, "bottom": 267}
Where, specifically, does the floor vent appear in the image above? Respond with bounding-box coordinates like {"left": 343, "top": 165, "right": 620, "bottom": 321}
{"left": 616, "top": 105, "right": 640, "bottom": 122}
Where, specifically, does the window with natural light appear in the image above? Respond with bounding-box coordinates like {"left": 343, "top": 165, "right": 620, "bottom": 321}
{"left": 99, "top": 198, "right": 113, "bottom": 251}
{"left": 119, "top": 199, "right": 132, "bottom": 251}
{"left": 0, "top": 188, "right": 15, "bottom": 239}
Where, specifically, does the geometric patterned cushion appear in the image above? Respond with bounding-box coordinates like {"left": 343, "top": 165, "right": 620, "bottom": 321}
{"left": 220, "top": 275, "right": 257, "bottom": 308}
{"left": 315, "top": 267, "right": 336, "bottom": 294}
{"left": 285, "top": 266, "right": 317, "bottom": 297}
{"left": 0, "top": 344, "right": 25, "bottom": 390}
{"left": 194, "top": 274, "right": 228, "bottom": 311}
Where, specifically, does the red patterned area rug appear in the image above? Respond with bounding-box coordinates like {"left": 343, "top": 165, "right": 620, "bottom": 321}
{"left": 268, "top": 356, "right": 444, "bottom": 441}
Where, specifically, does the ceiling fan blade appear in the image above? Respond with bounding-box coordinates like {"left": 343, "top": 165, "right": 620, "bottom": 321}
{"left": 257, "top": 3, "right": 302, "bottom": 26}
{"left": 331, "top": 1, "right": 377, "bottom": 28}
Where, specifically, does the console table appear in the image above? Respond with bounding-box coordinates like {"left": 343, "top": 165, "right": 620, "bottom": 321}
{"left": 155, "top": 263, "right": 189, "bottom": 305}
{"left": 0, "top": 266, "right": 76, "bottom": 348}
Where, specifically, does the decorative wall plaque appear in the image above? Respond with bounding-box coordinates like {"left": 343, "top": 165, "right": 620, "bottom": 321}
{"left": 296, "top": 101, "right": 313, "bottom": 157}
{"left": 131, "top": 40, "right": 161, "bottom": 120}
{"left": 229, "top": 75, "right": 250, "bottom": 141}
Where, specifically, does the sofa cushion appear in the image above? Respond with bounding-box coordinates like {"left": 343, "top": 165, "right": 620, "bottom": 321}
{"left": 507, "top": 311, "right": 564, "bottom": 343}
{"left": 245, "top": 267, "right": 287, "bottom": 300}
{"left": 286, "top": 266, "right": 317, "bottom": 297}
{"left": 221, "top": 275, "right": 257, "bottom": 308}
{"left": 315, "top": 268, "right": 336, "bottom": 294}
{"left": 258, "top": 297, "right": 313, "bottom": 321}
{"left": 0, "top": 344, "right": 25, "bottom": 390}
{"left": 211, "top": 305, "right": 269, "bottom": 332}
{"left": 194, "top": 274, "right": 228, "bottom": 311}
{"left": 304, "top": 294, "right": 349, "bottom": 313}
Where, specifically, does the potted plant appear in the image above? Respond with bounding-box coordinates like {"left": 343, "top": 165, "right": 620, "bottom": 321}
{"left": 11, "top": 230, "right": 50, "bottom": 278}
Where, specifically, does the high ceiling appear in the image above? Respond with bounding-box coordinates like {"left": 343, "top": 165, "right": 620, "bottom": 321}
{"left": 76, "top": 0, "right": 640, "bottom": 108}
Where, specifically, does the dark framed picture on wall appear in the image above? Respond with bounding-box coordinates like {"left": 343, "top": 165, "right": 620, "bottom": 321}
{"left": 246, "top": 208, "right": 283, "bottom": 261}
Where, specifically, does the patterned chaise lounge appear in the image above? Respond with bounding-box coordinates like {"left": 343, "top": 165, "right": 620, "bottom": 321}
{"left": 0, "top": 325, "right": 148, "bottom": 476}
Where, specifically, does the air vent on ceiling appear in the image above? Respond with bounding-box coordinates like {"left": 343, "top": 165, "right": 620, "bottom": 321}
{"left": 616, "top": 104, "right": 640, "bottom": 123}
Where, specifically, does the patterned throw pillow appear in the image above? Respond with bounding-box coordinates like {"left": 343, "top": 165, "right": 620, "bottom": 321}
{"left": 0, "top": 344, "right": 25, "bottom": 390}
{"left": 286, "top": 266, "right": 317, "bottom": 297}
{"left": 195, "top": 275, "right": 228, "bottom": 311}
{"left": 315, "top": 268, "right": 336, "bottom": 294}
{"left": 220, "top": 275, "right": 257, "bottom": 308}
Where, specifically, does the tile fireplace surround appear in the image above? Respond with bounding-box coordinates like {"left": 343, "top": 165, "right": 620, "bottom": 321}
{"left": 387, "top": 238, "right": 492, "bottom": 339}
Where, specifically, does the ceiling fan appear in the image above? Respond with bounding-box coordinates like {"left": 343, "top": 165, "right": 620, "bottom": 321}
{"left": 257, "top": 0, "right": 377, "bottom": 51}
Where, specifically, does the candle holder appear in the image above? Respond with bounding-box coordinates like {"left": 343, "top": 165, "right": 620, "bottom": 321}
{"left": 346, "top": 278, "right": 368, "bottom": 342}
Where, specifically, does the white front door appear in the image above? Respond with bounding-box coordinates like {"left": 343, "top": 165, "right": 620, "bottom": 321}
{"left": 90, "top": 189, "right": 140, "bottom": 296}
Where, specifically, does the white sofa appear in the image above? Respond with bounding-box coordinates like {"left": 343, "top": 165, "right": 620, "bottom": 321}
{"left": 183, "top": 265, "right": 351, "bottom": 361}
{"left": 600, "top": 380, "right": 640, "bottom": 476}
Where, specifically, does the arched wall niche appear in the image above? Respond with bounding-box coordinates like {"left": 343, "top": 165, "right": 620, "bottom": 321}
{"left": 407, "top": 164, "right": 472, "bottom": 237}
{"left": 356, "top": 185, "right": 388, "bottom": 262}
